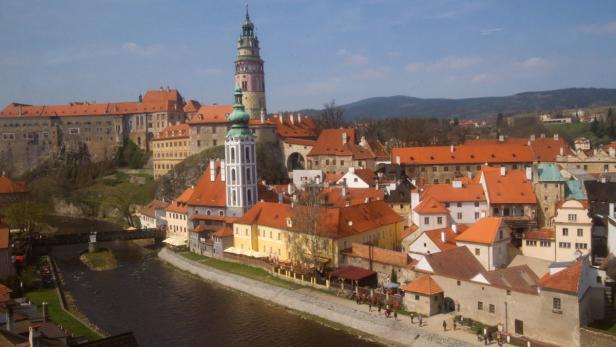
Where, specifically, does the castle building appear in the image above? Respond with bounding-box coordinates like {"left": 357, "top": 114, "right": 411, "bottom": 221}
{"left": 225, "top": 87, "right": 258, "bottom": 218}
{"left": 235, "top": 7, "right": 266, "bottom": 119}
{"left": 151, "top": 123, "right": 190, "bottom": 178}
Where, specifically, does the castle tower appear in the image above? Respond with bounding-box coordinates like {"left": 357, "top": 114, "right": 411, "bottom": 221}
{"left": 234, "top": 6, "right": 266, "bottom": 119}
{"left": 225, "top": 87, "right": 258, "bottom": 217}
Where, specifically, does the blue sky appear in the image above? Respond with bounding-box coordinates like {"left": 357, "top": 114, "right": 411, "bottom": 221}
{"left": 1, "top": 0, "right": 615, "bottom": 111}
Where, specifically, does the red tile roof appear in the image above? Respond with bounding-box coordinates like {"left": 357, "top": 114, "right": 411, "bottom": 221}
{"left": 455, "top": 217, "right": 505, "bottom": 245}
{"left": 0, "top": 176, "right": 28, "bottom": 194}
{"left": 424, "top": 227, "right": 458, "bottom": 251}
{"left": 413, "top": 196, "right": 448, "bottom": 214}
{"left": 538, "top": 260, "right": 582, "bottom": 294}
{"left": 465, "top": 137, "right": 573, "bottom": 162}
{"left": 421, "top": 182, "right": 486, "bottom": 202}
{"left": 329, "top": 266, "right": 376, "bottom": 281}
{"left": 153, "top": 123, "right": 189, "bottom": 140}
{"left": 418, "top": 246, "right": 485, "bottom": 280}
{"left": 235, "top": 200, "right": 403, "bottom": 239}
{"left": 308, "top": 128, "right": 357, "bottom": 156}
{"left": 392, "top": 143, "right": 533, "bottom": 165}
{"left": 213, "top": 226, "right": 233, "bottom": 238}
{"left": 166, "top": 187, "right": 194, "bottom": 214}
{"left": 183, "top": 100, "right": 201, "bottom": 113}
{"left": 401, "top": 275, "right": 443, "bottom": 295}
{"left": 353, "top": 168, "right": 376, "bottom": 186}
{"left": 187, "top": 160, "right": 226, "bottom": 207}
{"left": 268, "top": 114, "right": 319, "bottom": 139}
{"left": 139, "top": 199, "right": 169, "bottom": 218}
{"left": 187, "top": 104, "right": 233, "bottom": 124}
{"left": 524, "top": 228, "right": 555, "bottom": 240}
{"left": 483, "top": 265, "right": 539, "bottom": 294}
{"left": 283, "top": 138, "right": 316, "bottom": 146}
{"left": 345, "top": 243, "right": 411, "bottom": 266}
{"left": 319, "top": 187, "right": 384, "bottom": 207}
{"left": 481, "top": 167, "right": 536, "bottom": 204}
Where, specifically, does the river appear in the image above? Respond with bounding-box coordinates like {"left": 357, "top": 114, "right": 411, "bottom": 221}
{"left": 49, "top": 239, "right": 381, "bottom": 347}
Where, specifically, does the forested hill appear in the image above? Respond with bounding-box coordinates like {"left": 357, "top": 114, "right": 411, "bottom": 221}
{"left": 298, "top": 88, "right": 616, "bottom": 120}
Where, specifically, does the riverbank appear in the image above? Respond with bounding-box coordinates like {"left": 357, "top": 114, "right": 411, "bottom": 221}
{"left": 158, "top": 248, "right": 478, "bottom": 347}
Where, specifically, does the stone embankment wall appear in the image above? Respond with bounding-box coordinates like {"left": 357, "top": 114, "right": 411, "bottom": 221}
{"left": 158, "top": 248, "right": 475, "bottom": 347}
{"left": 580, "top": 327, "right": 616, "bottom": 347}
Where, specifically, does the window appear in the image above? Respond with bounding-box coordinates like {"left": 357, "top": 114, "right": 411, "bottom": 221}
{"left": 477, "top": 301, "right": 483, "bottom": 310}
{"left": 445, "top": 202, "right": 450, "bottom": 208}
{"left": 246, "top": 168, "right": 251, "bottom": 183}
{"left": 568, "top": 214, "right": 577, "bottom": 222}
{"left": 526, "top": 240, "right": 537, "bottom": 246}
{"left": 506, "top": 290, "right": 511, "bottom": 296}
{"left": 457, "top": 280, "right": 461, "bottom": 286}
{"left": 474, "top": 201, "right": 479, "bottom": 207}
{"left": 576, "top": 243, "right": 588, "bottom": 250}
{"left": 432, "top": 166, "right": 437, "bottom": 172}
{"left": 559, "top": 242, "right": 571, "bottom": 248}
{"left": 68, "top": 128, "right": 79, "bottom": 134}
{"left": 437, "top": 217, "right": 443, "bottom": 224}
{"left": 230, "top": 147, "right": 236, "bottom": 162}
{"left": 475, "top": 212, "right": 480, "bottom": 219}
{"left": 562, "top": 228, "right": 568, "bottom": 236}
{"left": 577, "top": 229, "right": 583, "bottom": 237}
{"left": 540, "top": 241, "right": 551, "bottom": 247}
{"left": 457, "top": 202, "right": 462, "bottom": 207}
{"left": 475, "top": 248, "right": 480, "bottom": 256}
{"left": 489, "top": 304, "right": 495, "bottom": 313}
{"left": 457, "top": 212, "right": 463, "bottom": 219}
{"left": 444, "top": 166, "right": 449, "bottom": 172}
{"left": 415, "top": 295, "right": 420, "bottom": 301}
{"left": 340, "top": 160, "right": 344, "bottom": 166}
{"left": 424, "top": 217, "right": 430, "bottom": 225}
{"left": 553, "top": 298, "right": 561, "bottom": 312}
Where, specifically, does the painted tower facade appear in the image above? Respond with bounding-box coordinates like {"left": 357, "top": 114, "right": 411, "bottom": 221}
{"left": 225, "top": 87, "right": 258, "bottom": 218}
{"left": 234, "top": 7, "right": 266, "bottom": 119}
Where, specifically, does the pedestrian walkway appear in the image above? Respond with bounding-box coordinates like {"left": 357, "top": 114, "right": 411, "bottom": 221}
{"left": 299, "top": 288, "right": 488, "bottom": 346}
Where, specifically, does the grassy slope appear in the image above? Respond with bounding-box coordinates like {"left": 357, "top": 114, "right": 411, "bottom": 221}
{"left": 26, "top": 288, "right": 103, "bottom": 341}
{"left": 180, "top": 252, "right": 303, "bottom": 290}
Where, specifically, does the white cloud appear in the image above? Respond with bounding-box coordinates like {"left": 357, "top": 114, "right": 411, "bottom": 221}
{"left": 514, "top": 57, "right": 550, "bottom": 70}
{"left": 479, "top": 27, "right": 504, "bottom": 36}
{"left": 345, "top": 53, "right": 368, "bottom": 66}
{"left": 405, "top": 56, "right": 482, "bottom": 73}
{"left": 578, "top": 21, "right": 616, "bottom": 34}
{"left": 122, "top": 42, "right": 164, "bottom": 56}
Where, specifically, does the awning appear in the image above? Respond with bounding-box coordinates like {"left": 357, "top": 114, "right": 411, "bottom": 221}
{"left": 163, "top": 237, "right": 186, "bottom": 247}
{"left": 329, "top": 266, "right": 377, "bottom": 281}
{"left": 224, "top": 247, "right": 268, "bottom": 258}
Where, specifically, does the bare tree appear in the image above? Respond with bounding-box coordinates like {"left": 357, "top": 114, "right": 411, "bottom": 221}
{"left": 318, "top": 100, "right": 345, "bottom": 129}
{"left": 288, "top": 183, "right": 327, "bottom": 273}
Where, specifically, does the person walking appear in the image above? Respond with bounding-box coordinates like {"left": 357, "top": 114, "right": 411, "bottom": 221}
{"left": 453, "top": 320, "right": 457, "bottom": 331}
{"left": 393, "top": 311, "right": 398, "bottom": 320}
{"left": 368, "top": 302, "right": 372, "bottom": 312}
{"left": 410, "top": 312, "right": 414, "bottom": 323}
{"left": 418, "top": 315, "right": 423, "bottom": 327}
{"left": 442, "top": 320, "right": 447, "bottom": 332}
{"left": 378, "top": 304, "right": 382, "bottom": 313}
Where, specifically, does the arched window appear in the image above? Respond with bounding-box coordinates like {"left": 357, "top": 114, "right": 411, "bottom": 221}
{"left": 232, "top": 191, "right": 237, "bottom": 205}
{"left": 231, "top": 169, "right": 236, "bottom": 184}
{"left": 231, "top": 147, "right": 236, "bottom": 162}
{"left": 246, "top": 168, "right": 251, "bottom": 184}
{"left": 245, "top": 147, "right": 250, "bottom": 162}
{"left": 247, "top": 189, "right": 252, "bottom": 204}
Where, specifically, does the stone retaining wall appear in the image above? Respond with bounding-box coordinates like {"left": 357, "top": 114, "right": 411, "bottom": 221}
{"left": 580, "top": 327, "right": 616, "bottom": 347}
{"left": 158, "top": 248, "right": 475, "bottom": 347}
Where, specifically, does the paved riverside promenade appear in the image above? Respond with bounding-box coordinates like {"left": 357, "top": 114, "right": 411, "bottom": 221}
{"left": 159, "top": 248, "right": 484, "bottom": 347}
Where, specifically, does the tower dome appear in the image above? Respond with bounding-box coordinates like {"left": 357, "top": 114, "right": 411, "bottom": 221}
{"left": 226, "top": 87, "right": 252, "bottom": 138}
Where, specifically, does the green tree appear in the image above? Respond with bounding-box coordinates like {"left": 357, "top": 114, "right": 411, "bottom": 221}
{"left": 390, "top": 268, "right": 398, "bottom": 284}
{"left": 3, "top": 201, "right": 49, "bottom": 236}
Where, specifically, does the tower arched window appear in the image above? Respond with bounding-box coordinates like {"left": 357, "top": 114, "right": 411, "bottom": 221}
{"left": 231, "top": 169, "right": 236, "bottom": 184}
{"left": 247, "top": 189, "right": 252, "bottom": 205}
{"left": 232, "top": 191, "right": 237, "bottom": 205}
{"left": 231, "top": 148, "right": 236, "bottom": 163}
{"left": 245, "top": 147, "right": 250, "bottom": 162}
{"left": 246, "top": 168, "right": 251, "bottom": 184}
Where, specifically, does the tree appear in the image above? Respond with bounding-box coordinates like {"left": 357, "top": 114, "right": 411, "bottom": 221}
{"left": 288, "top": 183, "right": 326, "bottom": 274}
{"left": 256, "top": 141, "right": 287, "bottom": 183}
{"left": 496, "top": 113, "right": 504, "bottom": 129}
{"left": 318, "top": 100, "right": 345, "bottom": 129}
{"left": 3, "top": 201, "right": 48, "bottom": 236}
{"left": 390, "top": 268, "right": 398, "bottom": 284}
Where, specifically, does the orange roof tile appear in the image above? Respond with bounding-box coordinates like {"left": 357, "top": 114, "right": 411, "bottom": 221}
{"left": 481, "top": 167, "right": 536, "bottom": 204}
{"left": 324, "top": 172, "right": 344, "bottom": 184}
{"left": 465, "top": 137, "right": 573, "bottom": 162}
{"left": 188, "top": 104, "right": 233, "bottom": 124}
{"left": 538, "top": 260, "right": 582, "bottom": 294}
{"left": 213, "top": 226, "right": 233, "bottom": 238}
{"left": 183, "top": 100, "right": 201, "bottom": 113}
{"left": 399, "top": 225, "right": 418, "bottom": 240}
{"left": 187, "top": 160, "right": 226, "bottom": 208}
{"left": 392, "top": 143, "right": 533, "bottom": 165}
{"left": 235, "top": 200, "right": 403, "bottom": 239}
{"left": 268, "top": 114, "right": 319, "bottom": 139}
{"left": 0, "top": 176, "right": 28, "bottom": 194}
{"left": 424, "top": 227, "right": 458, "bottom": 251}
{"left": 455, "top": 217, "right": 506, "bottom": 245}
{"left": 283, "top": 138, "right": 316, "bottom": 146}
{"left": 153, "top": 123, "right": 189, "bottom": 140}
{"left": 353, "top": 168, "right": 376, "bottom": 186}
{"left": 413, "top": 196, "right": 448, "bottom": 214}
{"left": 139, "top": 199, "right": 169, "bottom": 218}
{"left": 166, "top": 187, "right": 194, "bottom": 214}
{"left": 319, "top": 187, "right": 384, "bottom": 207}
{"left": 524, "top": 228, "right": 555, "bottom": 240}
{"left": 421, "top": 182, "right": 486, "bottom": 202}
{"left": 401, "top": 275, "right": 443, "bottom": 295}
{"left": 345, "top": 243, "right": 411, "bottom": 266}
{"left": 308, "top": 128, "right": 357, "bottom": 157}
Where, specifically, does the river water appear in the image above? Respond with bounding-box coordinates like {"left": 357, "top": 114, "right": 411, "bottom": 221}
{"left": 50, "top": 240, "right": 381, "bottom": 347}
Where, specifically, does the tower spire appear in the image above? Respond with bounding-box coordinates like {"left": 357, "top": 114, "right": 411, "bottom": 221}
{"left": 245, "top": 3, "right": 250, "bottom": 21}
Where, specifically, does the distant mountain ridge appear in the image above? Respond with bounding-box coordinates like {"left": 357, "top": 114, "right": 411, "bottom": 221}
{"left": 298, "top": 88, "right": 616, "bottom": 120}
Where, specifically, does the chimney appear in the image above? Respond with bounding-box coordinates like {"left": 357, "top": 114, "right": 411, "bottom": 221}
{"left": 209, "top": 160, "right": 215, "bottom": 181}
{"left": 500, "top": 166, "right": 506, "bottom": 176}
{"left": 540, "top": 133, "right": 546, "bottom": 139}
{"left": 440, "top": 230, "right": 446, "bottom": 243}
{"left": 452, "top": 224, "right": 458, "bottom": 234}
{"left": 530, "top": 134, "right": 535, "bottom": 141}
{"left": 348, "top": 166, "right": 355, "bottom": 173}
{"left": 364, "top": 197, "right": 370, "bottom": 203}
{"left": 342, "top": 132, "right": 348, "bottom": 145}
{"left": 498, "top": 135, "right": 504, "bottom": 142}
{"left": 29, "top": 324, "right": 41, "bottom": 347}
{"left": 395, "top": 155, "right": 401, "bottom": 165}
{"left": 360, "top": 136, "right": 367, "bottom": 147}
{"left": 42, "top": 302, "right": 48, "bottom": 323}
{"left": 297, "top": 114, "right": 302, "bottom": 123}
{"left": 290, "top": 114, "right": 295, "bottom": 125}
{"left": 260, "top": 109, "right": 265, "bottom": 124}
{"left": 601, "top": 176, "right": 607, "bottom": 184}
{"left": 348, "top": 220, "right": 353, "bottom": 226}
{"left": 279, "top": 115, "right": 283, "bottom": 124}
{"left": 315, "top": 175, "right": 321, "bottom": 184}
{"left": 220, "top": 160, "right": 226, "bottom": 182}
{"left": 525, "top": 166, "right": 533, "bottom": 180}
{"left": 287, "top": 183, "right": 293, "bottom": 195}
{"left": 278, "top": 192, "right": 284, "bottom": 203}
{"left": 450, "top": 145, "right": 454, "bottom": 153}
{"left": 554, "top": 133, "right": 559, "bottom": 140}
{"left": 341, "top": 186, "right": 347, "bottom": 197}
{"left": 559, "top": 147, "right": 564, "bottom": 156}
{"left": 452, "top": 180, "right": 462, "bottom": 188}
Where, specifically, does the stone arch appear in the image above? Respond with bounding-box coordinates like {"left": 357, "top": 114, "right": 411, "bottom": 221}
{"left": 286, "top": 152, "right": 305, "bottom": 171}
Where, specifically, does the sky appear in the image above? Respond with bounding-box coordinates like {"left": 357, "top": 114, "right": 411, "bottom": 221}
{"left": 1, "top": 0, "right": 615, "bottom": 111}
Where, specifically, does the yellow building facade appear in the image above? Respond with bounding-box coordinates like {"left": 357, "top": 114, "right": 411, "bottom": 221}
{"left": 152, "top": 124, "right": 190, "bottom": 178}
